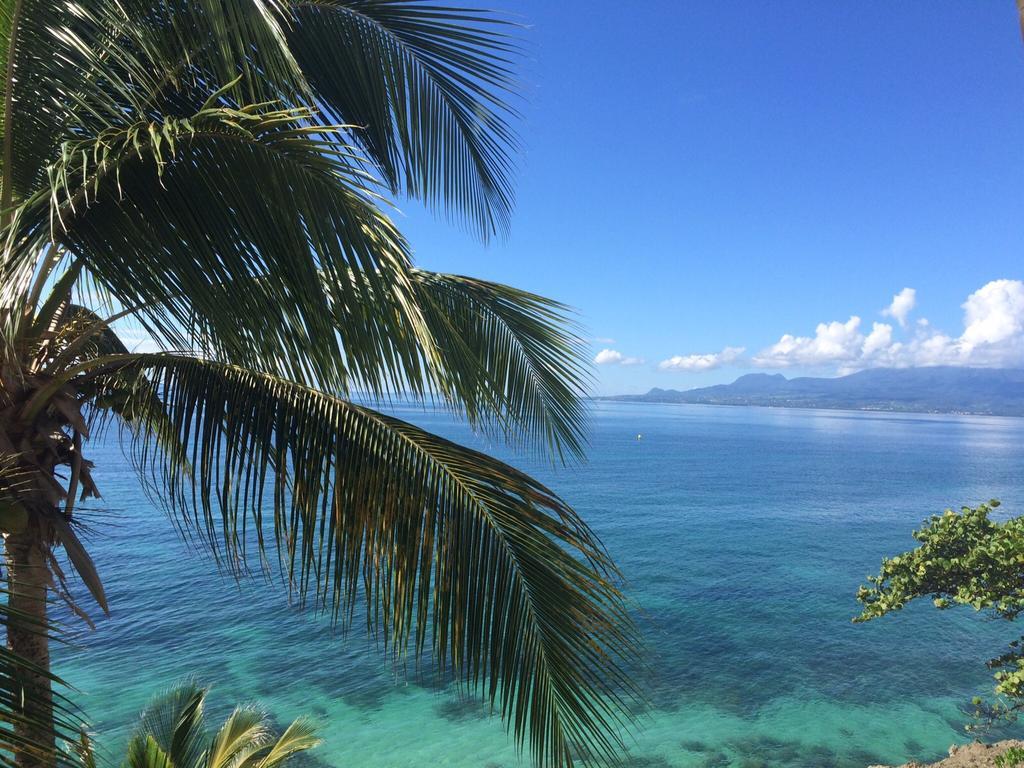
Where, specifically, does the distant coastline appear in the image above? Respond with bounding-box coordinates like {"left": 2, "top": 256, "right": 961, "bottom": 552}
{"left": 600, "top": 367, "right": 1024, "bottom": 418}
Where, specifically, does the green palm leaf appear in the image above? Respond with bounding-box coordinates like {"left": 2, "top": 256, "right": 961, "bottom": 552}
{"left": 4, "top": 99, "right": 430, "bottom": 394}
{"left": 205, "top": 707, "right": 270, "bottom": 768}
{"left": 123, "top": 683, "right": 319, "bottom": 768}
{"left": 124, "top": 736, "right": 173, "bottom": 768}
{"left": 410, "top": 269, "right": 591, "bottom": 461}
{"left": 83, "top": 354, "right": 637, "bottom": 768}
{"left": 97, "top": 0, "right": 307, "bottom": 111}
{"left": 0, "top": 0, "right": 78, "bottom": 205}
{"left": 131, "top": 683, "right": 208, "bottom": 768}
{"left": 286, "top": 0, "right": 520, "bottom": 238}
{"left": 243, "top": 719, "right": 319, "bottom": 768}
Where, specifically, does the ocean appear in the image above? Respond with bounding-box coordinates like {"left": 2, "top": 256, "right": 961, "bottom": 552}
{"left": 54, "top": 401, "right": 1024, "bottom": 767}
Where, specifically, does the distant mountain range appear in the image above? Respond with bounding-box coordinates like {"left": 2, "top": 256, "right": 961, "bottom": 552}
{"left": 604, "top": 367, "right": 1024, "bottom": 416}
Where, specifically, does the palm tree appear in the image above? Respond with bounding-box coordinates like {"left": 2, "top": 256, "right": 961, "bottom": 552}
{"left": 88, "top": 682, "right": 320, "bottom": 768}
{"left": 0, "top": 3, "right": 637, "bottom": 768}
{"left": 0, "top": 602, "right": 72, "bottom": 768}
{"left": 0, "top": 456, "right": 80, "bottom": 768}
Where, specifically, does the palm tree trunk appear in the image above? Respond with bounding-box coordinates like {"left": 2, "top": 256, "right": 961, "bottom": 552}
{"left": 5, "top": 521, "right": 56, "bottom": 768}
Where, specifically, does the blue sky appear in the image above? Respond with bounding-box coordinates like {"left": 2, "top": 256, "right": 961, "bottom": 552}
{"left": 396, "top": 1, "right": 1024, "bottom": 395}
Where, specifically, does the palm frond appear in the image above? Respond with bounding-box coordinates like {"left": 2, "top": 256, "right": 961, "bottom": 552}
{"left": 125, "top": 683, "right": 318, "bottom": 768}
{"left": 245, "top": 719, "right": 319, "bottom": 768}
{"left": 0, "top": 0, "right": 173, "bottom": 206}
{"left": 1, "top": 0, "right": 520, "bottom": 238}
{"left": 108, "top": 0, "right": 306, "bottom": 107}
{"left": 124, "top": 736, "right": 173, "bottom": 768}
{"left": 410, "top": 269, "right": 591, "bottom": 461}
{"left": 301, "top": 264, "right": 589, "bottom": 458}
{"left": 206, "top": 707, "right": 270, "bottom": 768}
{"left": 131, "top": 683, "right": 209, "bottom": 768}
{"left": 90, "top": 353, "right": 637, "bottom": 768}
{"left": 4, "top": 98, "right": 430, "bottom": 394}
{"left": 286, "top": 0, "right": 520, "bottom": 239}
{"left": 5, "top": 0, "right": 306, "bottom": 152}
{"left": 0, "top": 0, "right": 76, "bottom": 205}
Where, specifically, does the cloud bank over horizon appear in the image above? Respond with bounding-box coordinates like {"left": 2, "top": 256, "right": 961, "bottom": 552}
{"left": 659, "top": 346, "right": 745, "bottom": 371}
{"left": 656, "top": 279, "right": 1024, "bottom": 374}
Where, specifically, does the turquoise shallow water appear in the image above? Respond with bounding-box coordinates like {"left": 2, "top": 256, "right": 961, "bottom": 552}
{"left": 54, "top": 401, "right": 1024, "bottom": 767}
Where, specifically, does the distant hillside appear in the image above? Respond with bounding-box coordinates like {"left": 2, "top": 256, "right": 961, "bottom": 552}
{"left": 606, "top": 367, "right": 1024, "bottom": 416}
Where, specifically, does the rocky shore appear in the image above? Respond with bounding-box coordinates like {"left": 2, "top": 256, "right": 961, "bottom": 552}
{"left": 869, "top": 741, "right": 1024, "bottom": 768}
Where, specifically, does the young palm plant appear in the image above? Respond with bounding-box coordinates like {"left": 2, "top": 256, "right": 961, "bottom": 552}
{"left": 0, "top": 3, "right": 637, "bottom": 768}
{"left": 89, "top": 683, "right": 319, "bottom": 768}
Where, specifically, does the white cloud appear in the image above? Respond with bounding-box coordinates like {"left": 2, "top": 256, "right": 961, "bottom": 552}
{"left": 862, "top": 322, "right": 893, "bottom": 356}
{"left": 593, "top": 348, "right": 644, "bottom": 366}
{"left": 961, "top": 279, "right": 1024, "bottom": 349}
{"left": 882, "top": 287, "right": 916, "bottom": 327}
{"left": 752, "top": 317, "right": 863, "bottom": 368}
{"left": 659, "top": 346, "right": 745, "bottom": 371}
{"left": 905, "top": 279, "right": 1024, "bottom": 367}
{"left": 594, "top": 349, "right": 622, "bottom": 365}
{"left": 750, "top": 280, "right": 1024, "bottom": 372}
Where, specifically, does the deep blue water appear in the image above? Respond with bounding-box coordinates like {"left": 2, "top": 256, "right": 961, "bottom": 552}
{"left": 53, "top": 402, "right": 1024, "bottom": 767}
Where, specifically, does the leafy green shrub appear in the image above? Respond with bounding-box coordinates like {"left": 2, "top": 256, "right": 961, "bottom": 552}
{"left": 856, "top": 501, "right": 1024, "bottom": 729}
{"left": 994, "top": 746, "right": 1024, "bottom": 768}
